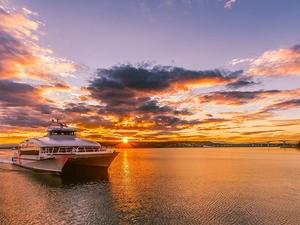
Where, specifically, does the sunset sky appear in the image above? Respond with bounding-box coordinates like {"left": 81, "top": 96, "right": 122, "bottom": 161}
{"left": 0, "top": 0, "right": 300, "bottom": 144}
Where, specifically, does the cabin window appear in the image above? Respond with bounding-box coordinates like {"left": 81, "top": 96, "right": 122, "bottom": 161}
{"left": 49, "top": 131, "right": 75, "bottom": 136}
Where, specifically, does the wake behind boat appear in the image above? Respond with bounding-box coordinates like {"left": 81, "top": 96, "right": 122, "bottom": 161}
{"left": 12, "top": 119, "right": 118, "bottom": 174}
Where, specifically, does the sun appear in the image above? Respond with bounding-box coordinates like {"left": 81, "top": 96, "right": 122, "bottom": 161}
{"left": 122, "top": 138, "right": 128, "bottom": 144}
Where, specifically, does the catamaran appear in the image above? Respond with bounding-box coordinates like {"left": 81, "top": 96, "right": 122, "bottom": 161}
{"left": 12, "top": 119, "right": 118, "bottom": 174}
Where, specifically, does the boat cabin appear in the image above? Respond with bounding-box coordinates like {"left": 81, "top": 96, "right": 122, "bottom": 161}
{"left": 47, "top": 119, "right": 77, "bottom": 137}
{"left": 48, "top": 130, "right": 76, "bottom": 136}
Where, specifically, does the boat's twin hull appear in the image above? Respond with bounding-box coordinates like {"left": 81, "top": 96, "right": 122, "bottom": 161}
{"left": 12, "top": 152, "right": 119, "bottom": 174}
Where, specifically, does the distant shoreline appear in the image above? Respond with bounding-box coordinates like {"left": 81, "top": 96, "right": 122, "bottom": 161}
{"left": 0, "top": 144, "right": 18, "bottom": 150}
{"left": 101, "top": 141, "right": 299, "bottom": 149}
{"left": 1, "top": 141, "right": 299, "bottom": 149}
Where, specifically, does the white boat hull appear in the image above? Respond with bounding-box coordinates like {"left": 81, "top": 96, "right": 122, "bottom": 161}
{"left": 12, "top": 151, "right": 119, "bottom": 174}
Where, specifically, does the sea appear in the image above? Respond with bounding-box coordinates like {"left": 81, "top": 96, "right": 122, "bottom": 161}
{"left": 1, "top": 147, "right": 300, "bottom": 225}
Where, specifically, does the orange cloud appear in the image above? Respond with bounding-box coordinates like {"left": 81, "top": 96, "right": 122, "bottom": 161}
{"left": 0, "top": 5, "right": 76, "bottom": 81}
{"left": 197, "top": 91, "right": 264, "bottom": 106}
{"left": 196, "top": 89, "right": 300, "bottom": 107}
{"left": 219, "top": 110, "right": 275, "bottom": 124}
{"left": 0, "top": 6, "right": 39, "bottom": 39}
{"left": 249, "top": 44, "right": 300, "bottom": 76}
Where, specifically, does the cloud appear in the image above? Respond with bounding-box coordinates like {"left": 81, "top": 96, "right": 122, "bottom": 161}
{"left": 151, "top": 115, "right": 201, "bottom": 130}
{"left": 0, "top": 5, "right": 76, "bottom": 81}
{"left": 228, "top": 57, "right": 254, "bottom": 66}
{"left": 1, "top": 1, "right": 299, "bottom": 143}
{"left": 83, "top": 64, "right": 243, "bottom": 126}
{"left": 231, "top": 44, "right": 300, "bottom": 77}
{"left": 271, "top": 119, "right": 300, "bottom": 127}
{"left": 64, "top": 103, "right": 94, "bottom": 114}
{"left": 0, "top": 4, "right": 79, "bottom": 134}
{"left": 249, "top": 44, "right": 300, "bottom": 76}
{"left": 226, "top": 76, "right": 259, "bottom": 89}
{"left": 198, "top": 117, "right": 230, "bottom": 124}
{"left": 0, "top": 6, "right": 39, "bottom": 39}
{"left": 60, "top": 99, "right": 200, "bottom": 131}
{"left": 239, "top": 130, "right": 284, "bottom": 135}
{"left": 0, "top": 79, "right": 67, "bottom": 130}
{"left": 80, "top": 64, "right": 300, "bottom": 133}
{"left": 138, "top": 100, "right": 173, "bottom": 113}
{"left": 196, "top": 90, "right": 281, "bottom": 106}
{"left": 71, "top": 115, "right": 114, "bottom": 129}
{"left": 262, "top": 98, "right": 300, "bottom": 112}
{"left": 0, "top": 79, "right": 40, "bottom": 106}
{"left": 219, "top": 110, "right": 275, "bottom": 124}
{"left": 1, "top": 112, "right": 49, "bottom": 128}
{"left": 224, "top": 0, "right": 236, "bottom": 10}
{"left": 87, "top": 64, "right": 241, "bottom": 102}
{"left": 197, "top": 125, "right": 241, "bottom": 131}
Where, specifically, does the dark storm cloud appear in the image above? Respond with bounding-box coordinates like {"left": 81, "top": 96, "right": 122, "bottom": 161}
{"left": 0, "top": 79, "right": 37, "bottom": 106}
{"left": 34, "top": 104, "right": 54, "bottom": 115}
{"left": 226, "top": 76, "right": 259, "bottom": 89}
{"left": 197, "top": 90, "right": 282, "bottom": 106}
{"left": 84, "top": 64, "right": 243, "bottom": 121}
{"left": 0, "top": 79, "right": 63, "bottom": 129}
{"left": 0, "top": 79, "right": 34, "bottom": 93}
{"left": 87, "top": 64, "right": 242, "bottom": 103}
{"left": 291, "top": 44, "right": 300, "bottom": 53}
{"left": 263, "top": 98, "right": 300, "bottom": 112}
{"left": 64, "top": 103, "right": 93, "bottom": 114}
{"left": 0, "top": 103, "right": 60, "bottom": 129}
{"left": 224, "top": 70, "right": 244, "bottom": 79}
{"left": 153, "top": 115, "right": 199, "bottom": 127}
{"left": 0, "top": 80, "right": 57, "bottom": 112}
{"left": 64, "top": 108, "right": 201, "bottom": 131}
{"left": 81, "top": 64, "right": 247, "bottom": 130}
{"left": 71, "top": 115, "right": 114, "bottom": 129}
{"left": 138, "top": 100, "right": 173, "bottom": 113}
{"left": 0, "top": 29, "right": 37, "bottom": 79}
{"left": 104, "top": 65, "right": 170, "bottom": 91}
{"left": 1, "top": 112, "right": 49, "bottom": 128}
{"left": 106, "top": 97, "right": 150, "bottom": 107}
{"left": 174, "top": 109, "right": 193, "bottom": 115}
{"left": 0, "top": 30, "right": 29, "bottom": 61}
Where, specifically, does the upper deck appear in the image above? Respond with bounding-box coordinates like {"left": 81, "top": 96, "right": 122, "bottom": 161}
{"left": 19, "top": 119, "right": 100, "bottom": 148}
{"left": 47, "top": 119, "right": 77, "bottom": 136}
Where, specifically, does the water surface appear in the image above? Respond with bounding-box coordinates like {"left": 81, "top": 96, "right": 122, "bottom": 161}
{"left": 1, "top": 147, "right": 300, "bottom": 224}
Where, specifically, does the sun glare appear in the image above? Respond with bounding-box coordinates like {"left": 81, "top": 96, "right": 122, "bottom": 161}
{"left": 123, "top": 138, "right": 128, "bottom": 143}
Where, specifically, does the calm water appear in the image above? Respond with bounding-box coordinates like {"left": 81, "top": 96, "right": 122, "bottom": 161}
{"left": 1, "top": 147, "right": 300, "bottom": 224}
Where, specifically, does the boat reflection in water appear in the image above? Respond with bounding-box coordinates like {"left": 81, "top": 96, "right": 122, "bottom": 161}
{"left": 24, "top": 167, "right": 110, "bottom": 187}
{"left": 61, "top": 166, "right": 109, "bottom": 183}
{"left": 12, "top": 119, "right": 118, "bottom": 175}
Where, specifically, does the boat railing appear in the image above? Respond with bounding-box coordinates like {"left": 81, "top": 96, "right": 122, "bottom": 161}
{"left": 40, "top": 146, "right": 112, "bottom": 154}
{"left": 40, "top": 147, "right": 55, "bottom": 154}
